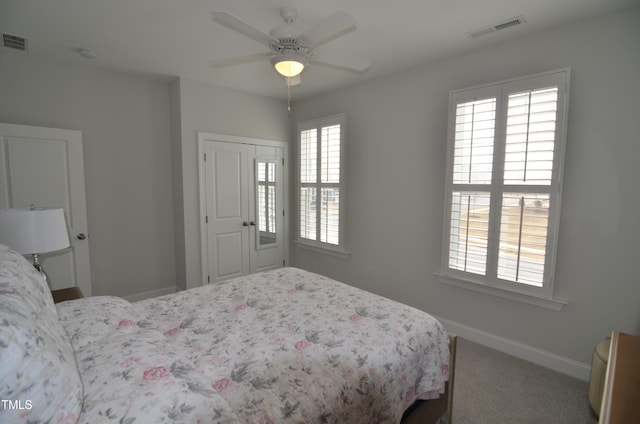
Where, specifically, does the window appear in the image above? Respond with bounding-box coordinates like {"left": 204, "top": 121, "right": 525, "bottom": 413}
{"left": 297, "top": 114, "right": 347, "bottom": 255}
{"left": 440, "top": 69, "right": 570, "bottom": 308}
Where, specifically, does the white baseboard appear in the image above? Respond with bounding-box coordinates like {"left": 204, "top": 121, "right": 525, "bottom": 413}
{"left": 123, "top": 285, "right": 177, "bottom": 302}
{"left": 435, "top": 315, "right": 591, "bottom": 381}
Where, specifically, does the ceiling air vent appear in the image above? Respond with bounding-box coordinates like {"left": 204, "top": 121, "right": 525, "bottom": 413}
{"left": 2, "top": 33, "right": 28, "bottom": 52}
{"left": 466, "top": 15, "right": 526, "bottom": 39}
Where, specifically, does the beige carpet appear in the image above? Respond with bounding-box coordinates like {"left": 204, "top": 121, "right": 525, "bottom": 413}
{"left": 450, "top": 338, "right": 598, "bottom": 424}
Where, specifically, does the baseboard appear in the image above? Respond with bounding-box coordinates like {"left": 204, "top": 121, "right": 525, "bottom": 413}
{"left": 434, "top": 315, "right": 591, "bottom": 381}
{"left": 123, "top": 285, "right": 177, "bottom": 302}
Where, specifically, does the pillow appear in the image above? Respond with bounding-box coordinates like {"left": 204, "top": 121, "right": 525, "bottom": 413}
{"left": 0, "top": 243, "right": 57, "bottom": 316}
{"left": 0, "top": 245, "right": 83, "bottom": 423}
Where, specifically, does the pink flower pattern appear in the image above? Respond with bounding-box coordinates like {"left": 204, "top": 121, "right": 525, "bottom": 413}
{"left": 52, "top": 267, "right": 449, "bottom": 424}
{"left": 142, "top": 366, "right": 169, "bottom": 380}
{"left": 212, "top": 377, "right": 233, "bottom": 392}
{"left": 163, "top": 327, "right": 179, "bottom": 338}
{"left": 294, "top": 340, "right": 311, "bottom": 351}
{"left": 118, "top": 319, "right": 137, "bottom": 327}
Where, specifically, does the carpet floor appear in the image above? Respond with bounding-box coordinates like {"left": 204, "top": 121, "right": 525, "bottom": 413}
{"left": 450, "top": 338, "right": 599, "bottom": 424}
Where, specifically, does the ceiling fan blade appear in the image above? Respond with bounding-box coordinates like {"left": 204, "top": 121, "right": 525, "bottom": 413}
{"left": 302, "top": 11, "right": 356, "bottom": 49}
{"left": 211, "top": 11, "right": 279, "bottom": 48}
{"left": 309, "top": 52, "right": 370, "bottom": 74}
{"left": 210, "top": 53, "right": 272, "bottom": 69}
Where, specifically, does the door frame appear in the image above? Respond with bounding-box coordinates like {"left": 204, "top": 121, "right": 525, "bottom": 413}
{"left": 197, "top": 132, "right": 289, "bottom": 285}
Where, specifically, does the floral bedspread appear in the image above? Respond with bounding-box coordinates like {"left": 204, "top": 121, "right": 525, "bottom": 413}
{"left": 58, "top": 267, "right": 449, "bottom": 423}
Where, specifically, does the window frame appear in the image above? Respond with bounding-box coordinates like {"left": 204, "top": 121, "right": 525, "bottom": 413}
{"left": 438, "top": 69, "right": 571, "bottom": 310}
{"left": 295, "top": 114, "right": 349, "bottom": 257}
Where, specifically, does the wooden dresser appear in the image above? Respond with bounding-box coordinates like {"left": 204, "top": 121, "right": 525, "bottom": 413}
{"left": 599, "top": 331, "right": 640, "bottom": 423}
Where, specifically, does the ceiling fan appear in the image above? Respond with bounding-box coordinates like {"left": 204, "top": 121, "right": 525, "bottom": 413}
{"left": 210, "top": 6, "right": 370, "bottom": 86}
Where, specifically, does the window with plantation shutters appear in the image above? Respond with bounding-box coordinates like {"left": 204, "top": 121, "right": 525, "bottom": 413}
{"left": 297, "top": 115, "right": 347, "bottom": 254}
{"left": 440, "top": 69, "right": 570, "bottom": 308}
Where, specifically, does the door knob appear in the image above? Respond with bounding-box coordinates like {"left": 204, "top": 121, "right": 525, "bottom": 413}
{"left": 250, "top": 221, "right": 256, "bottom": 226}
{"left": 242, "top": 221, "right": 249, "bottom": 226}
{"left": 77, "top": 233, "right": 87, "bottom": 240}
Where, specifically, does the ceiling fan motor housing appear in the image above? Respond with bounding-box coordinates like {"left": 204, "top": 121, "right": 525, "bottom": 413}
{"left": 270, "top": 25, "right": 308, "bottom": 56}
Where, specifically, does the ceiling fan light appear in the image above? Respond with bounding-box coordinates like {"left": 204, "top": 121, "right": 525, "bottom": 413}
{"left": 271, "top": 55, "right": 306, "bottom": 77}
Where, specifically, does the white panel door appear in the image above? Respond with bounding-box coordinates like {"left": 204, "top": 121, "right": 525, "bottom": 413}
{"left": 202, "top": 141, "right": 251, "bottom": 283}
{"left": 0, "top": 123, "right": 92, "bottom": 295}
{"left": 199, "top": 134, "right": 287, "bottom": 285}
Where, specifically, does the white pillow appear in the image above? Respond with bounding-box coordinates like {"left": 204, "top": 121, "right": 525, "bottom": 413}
{"left": 0, "top": 245, "right": 83, "bottom": 423}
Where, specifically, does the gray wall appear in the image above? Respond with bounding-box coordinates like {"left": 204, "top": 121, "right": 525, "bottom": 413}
{"left": 0, "top": 55, "right": 176, "bottom": 297}
{"left": 291, "top": 8, "right": 640, "bottom": 374}
{"left": 171, "top": 78, "right": 290, "bottom": 290}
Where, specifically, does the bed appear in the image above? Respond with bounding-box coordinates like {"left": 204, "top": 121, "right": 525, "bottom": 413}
{"left": 0, "top": 244, "right": 455, "bottom": 423}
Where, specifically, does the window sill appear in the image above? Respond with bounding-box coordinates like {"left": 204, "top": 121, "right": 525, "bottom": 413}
{"left": 435, "top": 272, "right": 568, "bottom": 311}
{"left": 294, "top": 240, "right": 351, "bottom": 259}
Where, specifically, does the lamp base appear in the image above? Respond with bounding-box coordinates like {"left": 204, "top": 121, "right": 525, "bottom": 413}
{"left": 31, "top": 253, "right": 51, "bottom": 288}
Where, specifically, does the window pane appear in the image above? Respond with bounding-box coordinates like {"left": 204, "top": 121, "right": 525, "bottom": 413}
{"left": 320, "top": 187, "right": 339, "bottom": 245}
{"left": 453, "top": 98, "right": 496, "bottom": 184}
{"left": 449, "top": 191, "right": 490, "bottom": 275}
{"left": 498, "top": 193, "right": 549, "bottom": 286}
{"left": 505, "top": 88, "right": 558, "bottom": 185}
{"left": 300, "top": 129, "right": 317, "bottom": 183}
{"left": 321, "top": 125, "right": 341, "bottom": 183}
{"left": 300, "top": 187, "right": 316, "bottom": 240}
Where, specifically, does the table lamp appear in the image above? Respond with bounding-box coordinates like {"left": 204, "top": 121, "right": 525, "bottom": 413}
{"left": 0, "top": 206, "right": 71, "bottom": 287}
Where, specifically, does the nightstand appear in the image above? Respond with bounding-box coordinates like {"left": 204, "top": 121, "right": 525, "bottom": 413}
{"left": 51, "top": 287, "right": 84, "bottom": 303}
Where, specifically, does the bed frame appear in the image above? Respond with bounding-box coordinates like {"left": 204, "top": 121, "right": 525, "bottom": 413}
{"left": 402, "top": 333, "right": 457, "bottom": 424}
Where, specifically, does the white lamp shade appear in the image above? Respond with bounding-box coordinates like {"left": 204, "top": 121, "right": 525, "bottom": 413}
{"left": 0, "top": 207, "right": 71, "bottom": 254}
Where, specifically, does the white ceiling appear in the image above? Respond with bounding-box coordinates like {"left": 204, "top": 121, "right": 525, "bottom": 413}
{"left": 1, "top": 0, "right": 638, "bottom": 101}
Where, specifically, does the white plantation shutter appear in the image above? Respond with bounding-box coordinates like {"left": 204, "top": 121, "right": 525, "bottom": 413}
{"left": 449, "top": 191, "right": 491, "bottom": 275}
{"left": 299, "top": 187, "right": 316, "bottom": 240}
{"left": 449, "top": 97, "right": 496, "bottom": 275}
{"left": 442, "top": 69, "right": 569, "bottom": 301}
{"left": 298, "top": 115, "right": 346, "bottom": 251}
{"left": 498, "top": 193, "right": 550, "bottom": 286}
{"left": 300, "top": 129, "right": 317, "bottom": 184}
{"left": 453, "top": 98, "right": 496, "bottom": 185}
{"left": 321, "top": 125, "right": 341, "bottom": 183}
{"left": 497, "top": 86, "right": 559, "bottom": 286}
{"left": 300, "top": 129, "right": 317, "bottom": 241}
{"left": 504, "top": 88, "right": 558, "bottom": 185}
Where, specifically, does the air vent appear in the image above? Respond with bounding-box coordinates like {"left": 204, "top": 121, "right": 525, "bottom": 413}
{"left": 466, "top": 15, "right": 526, "bottom": 39}
{"left": 2, "top": 33, "right": 28, "bottom": 52}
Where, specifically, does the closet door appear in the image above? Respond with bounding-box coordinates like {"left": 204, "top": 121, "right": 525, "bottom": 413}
{"left": 252, "top": 145, "right": 285, "bottom": 273}
{"left": 202, "top": 141, "right": 252, "bottom": 283}
{"left": 199, "top": 135, "right": 287, "bottom": 285}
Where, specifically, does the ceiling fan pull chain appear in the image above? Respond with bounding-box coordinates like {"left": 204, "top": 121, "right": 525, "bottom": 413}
{"left": 287, "top": 77, "right": 292, "bottom": 111}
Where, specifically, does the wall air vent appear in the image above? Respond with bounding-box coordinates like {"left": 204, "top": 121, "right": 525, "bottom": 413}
{"left": 2, "top": 33, "right": 28, "bottom": 52}
{"left": 466, "top": 15, "right": 526, "bottom": 39}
